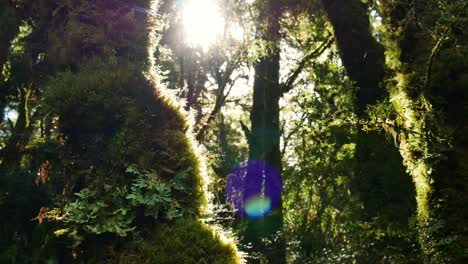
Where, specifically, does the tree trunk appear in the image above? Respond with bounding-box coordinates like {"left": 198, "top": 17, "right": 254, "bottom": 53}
{"left": 380, "top": 0, "right": 468, "bottom": 262}
{"left": 242, "top": 0, "right": 285, "bottom": 263}
{"left": 321, "top": 0, "right": 386, "bottom": 114}
{"left": 321, "top": 0, "right": 415, "bottom": 228}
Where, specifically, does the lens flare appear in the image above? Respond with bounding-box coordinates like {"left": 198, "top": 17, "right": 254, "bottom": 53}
{"left": 225, "top": 160, "right": 282, "bottom": 219}
{"left": 244, "top": 195, "right": 272, "bottom": 219}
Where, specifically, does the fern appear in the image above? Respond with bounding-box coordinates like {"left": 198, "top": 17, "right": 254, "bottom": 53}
{"left": 60, "top": 165, "right": 191, "bottom": 243}
{"left": 125, "top": 165, "right": 190, "bottom": 220}
{"left": 63, "top": 186, "right": 135, "bottom": 237}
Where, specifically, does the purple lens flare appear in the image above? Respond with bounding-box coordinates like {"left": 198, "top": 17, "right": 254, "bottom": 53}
{"left": 225, "top": 160, "right": 282, "bottom": 219}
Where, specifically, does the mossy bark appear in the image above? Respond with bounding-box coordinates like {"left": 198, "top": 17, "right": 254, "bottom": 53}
{"left": 321, "top": 0, "right": 386, "bottom": 114}
{"left": 115, "top": 219, "right": 240, "bottom": 264}
{"left": 321, "top": 0, "right": 415, "bottom": 230}
{"left": 380, "top": 0, "right": 468, "bottom": 262}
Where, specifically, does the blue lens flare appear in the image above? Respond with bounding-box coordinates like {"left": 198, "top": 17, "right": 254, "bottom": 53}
{"left": 225, "top": 160, "right": 282, "bottom": 219}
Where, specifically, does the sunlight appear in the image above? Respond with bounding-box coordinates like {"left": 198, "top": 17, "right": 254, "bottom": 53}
{"left": 3, "top": 107, "right": 18, "bottom": 123}
{"left": 180, "top": 0, "right": 225, "bottom": 51}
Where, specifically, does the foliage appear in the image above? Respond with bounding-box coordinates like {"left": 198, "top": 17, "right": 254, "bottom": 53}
{"left": 281, "top": 36, "right": 420, "bottom": 262}
{"left": 205, "top": 113, "right": 249, "bottom": 204}
{"left": 282, "top": 52, "right": 357, "bottom": 262}
{"left": 0, "top": 0, "right": 241, "bottom": 262}
{"left": 126, "top": 165, "right": 190, "bottom": 220}
{"left": 43, "top": 0, "right": 152, "bottom": 67}
{"left": 56, "top": 164, "right": 193, "bottom": 249}
{"left": 1, "top": 0, "right": 467, "bottom": 263}
{"left": 43, "top": 58, "right": 207, "bottom": 213}
{"left": 63, "top": 186, "right": 135, "bottom": 238}
{"left": 0, "top": 169, "right": 54, "bottom": 263}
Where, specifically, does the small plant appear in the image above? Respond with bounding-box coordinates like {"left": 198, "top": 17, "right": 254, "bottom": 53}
{"left": 125, "top": 165, "right": 191, "bottom": 220}
{"left": 59, "top": 165, "right": 191, "bottom": 240}
{"left": 63, "top": 185, "right": 135, "bottom": 237}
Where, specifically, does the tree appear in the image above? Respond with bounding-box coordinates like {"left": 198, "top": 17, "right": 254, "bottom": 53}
{"left": 155, "top": 0, "right": 253, "bottom": 143}
{"left": 320, "top": 0, "right": 416, "bottom": 251}
{"left": 277, "top": 4, "right": 420, "bottom": 261}
{"left": 379, "top": 0, "right": 468, "bottom": 262}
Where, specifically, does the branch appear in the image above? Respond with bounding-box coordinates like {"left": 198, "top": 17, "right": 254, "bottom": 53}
{"left": 195, "top": 58, "right": 244, "bottom": 142}
{"left": 281, "top": 112, "right": 306, "bottom": 157}
{"left": 240, "top": 121, "right": 251, "bottom": 142}
{"left": 280, "top": 37, "right": 334, "bottom": 96}
{"left": 423, "top": 27, "right": 450, "bottom": 90}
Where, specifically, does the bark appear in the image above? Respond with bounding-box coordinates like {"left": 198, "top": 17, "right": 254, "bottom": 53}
{"left": 321, "top": 0, "right": 415, "bottom": 227}
{"left": 380, "top": 0, "right": 468, "bottom": 262}
{"left": 321, "top": 0, "right": 386, "bottom": 114}
{"left": 242, "top": 0, "right": 285, "bottom": 262}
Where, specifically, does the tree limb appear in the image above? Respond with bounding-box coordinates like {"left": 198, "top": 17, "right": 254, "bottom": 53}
{"left": 280, "top": 36, "right": 334, "bottom": 96}
{"left": 240, "top": 120, "right": 251, "bottom": 142}
{"left": 423, "top": 26, "right": 450, "bottom": 90}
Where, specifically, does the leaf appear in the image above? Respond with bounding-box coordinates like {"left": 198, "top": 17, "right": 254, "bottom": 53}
{"left": 125, "top": 165, "right": 140, "bottom": 175}
{"left": 160, "top": 166, "right": 175, "bottom": 174}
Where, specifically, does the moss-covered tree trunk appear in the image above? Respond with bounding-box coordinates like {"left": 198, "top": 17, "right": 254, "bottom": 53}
{"left": 321, "top": 0, "right": 415, "bottom": 230}
{"left": 243, "top": 0, "right": 285, "bottom": 262}
{"left": 0, "top": 0, "right": 241, "bottom": 262}
{"left": 380, "top": 0, "right": 468, "bottom": 262}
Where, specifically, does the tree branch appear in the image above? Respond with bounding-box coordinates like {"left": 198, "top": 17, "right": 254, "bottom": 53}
{"left": 195, "top": 51, "right": 246, "bottom": 141}
{"left": 240, "top": 120, "right": 251, "bottom": 142}
{"left": 423, "top": 26, "right": 450, "bottom": 90}
{"left": 280, "top": 36, "right": 334, "bottom": 96}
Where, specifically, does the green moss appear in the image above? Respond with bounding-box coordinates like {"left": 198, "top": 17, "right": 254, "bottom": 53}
{"left": 39, "top": 56, "right": 235, "bottom": 260}
{"left": 44, "top": 58, "right": 206, "bottom": 213}
{"left": 380, "top": 0, "right": 468, "bottom": 262}
{"left": 114, "top": 219, "right": 240, "bottom": 264}
{"left": 45, "top": 0, "right": 151, "bottom": 67}
{"left": 35, "top": 0, "right": 238, "bottom": 262}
